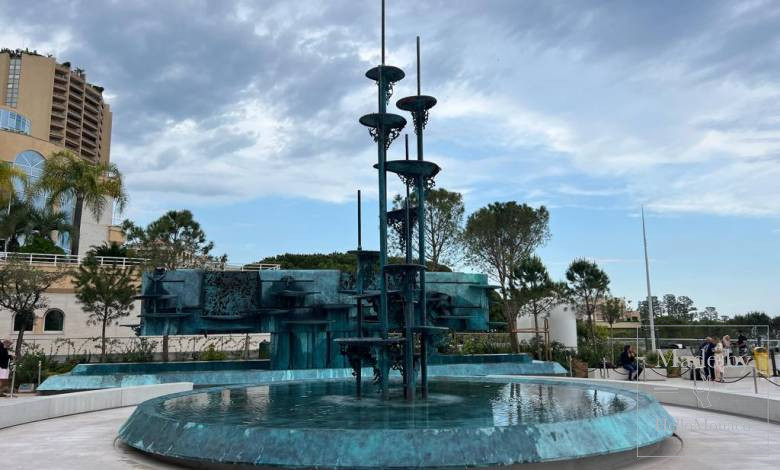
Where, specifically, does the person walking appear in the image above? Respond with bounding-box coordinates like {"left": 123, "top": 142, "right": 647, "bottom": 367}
{"left": 0, "top": 339, "right": 11, "bottom": 396}
{"left": 713, "top": 337, "right": 725, "bottom": 383}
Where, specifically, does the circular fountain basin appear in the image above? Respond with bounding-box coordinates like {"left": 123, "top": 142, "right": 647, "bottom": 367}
{"left": 118, "top": 377, "right": 674, "bottom": 468}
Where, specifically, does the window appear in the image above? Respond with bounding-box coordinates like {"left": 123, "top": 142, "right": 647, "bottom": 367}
{"left": 13, "top": 313, "right": 33, "bottom": 332}
{"left": 10, "top": 150, "right": 75, "bottom": 253}
{"left": 44, "top": 309, "right": 64, "bottom": 332}
{"left": 0, "top": 109, "right": 31, "bottom": 135}
{"left": 5, "top": 56, "right": 21, "bottom": 107}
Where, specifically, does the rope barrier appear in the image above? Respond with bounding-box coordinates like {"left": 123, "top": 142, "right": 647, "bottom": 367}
{"left": 718, "top": 372, "right": 752, "bottom": 384}
{"left": 760, "top": 375, "right": 780, "bottom": 388}
{"left": 646, "top": 367, "right": 668, "bottom": 377}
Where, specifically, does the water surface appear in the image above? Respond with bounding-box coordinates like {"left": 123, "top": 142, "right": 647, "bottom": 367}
{"left": 160, "top": 379, "right": 634, "bottom": 429}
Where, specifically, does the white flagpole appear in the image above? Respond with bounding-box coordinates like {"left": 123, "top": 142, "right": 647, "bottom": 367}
{"left": 642, "top": 206, "right": 657, "bottom": 351}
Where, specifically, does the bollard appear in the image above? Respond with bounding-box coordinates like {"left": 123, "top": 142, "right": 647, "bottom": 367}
{"left": 9, "top": 360, "right": 15, "bottom": 398}
{"left": 752, "top": 367, "right": 758, "bottom": 394}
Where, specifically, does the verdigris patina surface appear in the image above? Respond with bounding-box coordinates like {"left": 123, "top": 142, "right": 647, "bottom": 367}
{"left": 119, "top": 376, "right": 674, "bottom": 468}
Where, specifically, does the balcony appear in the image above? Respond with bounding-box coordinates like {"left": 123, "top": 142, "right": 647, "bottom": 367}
{"left": 84, "top": 100, "right": 99, "bottom": 114}
{"left": 83, "top": 115, "right": 99, "bottom": 128}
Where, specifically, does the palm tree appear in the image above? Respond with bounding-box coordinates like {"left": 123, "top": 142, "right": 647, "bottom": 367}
{"left": 0, "top": 161, "right": 27, "bottom": 207}
{"left": 27, "top": 206, "right": 73, "bottom": 239}
{"left": 36, "top": 151, "right": 128, "bottom": 255}
{"left": 0, "top": 198, "right": 32, "bottom": 251}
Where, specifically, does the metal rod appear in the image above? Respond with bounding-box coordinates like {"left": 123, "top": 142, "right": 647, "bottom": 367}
{"left": 10, "top": 360, "right": 15, "bottom": 398}
{"left": 381, "top": 0, "right": 385, "bottom": 65}
{"left": 356, "top": 358, "right": 362, "bottom": 398}
{"left": 404, "top": 135, "right": 411, "bottom": 263}
{"left": 357, "top": 190, "right": 362, "bottom": 250}
{"left": 642, "top": 206, "right": 657, "bottom": 351}
{"left": 753, "top": 367, "right": 758, "bottom": 394}
{"left": 378, "top": 70, "right": 388, "bottom": 340}
{"left": 416, "top": 36, "right": 421, "bottom": 96}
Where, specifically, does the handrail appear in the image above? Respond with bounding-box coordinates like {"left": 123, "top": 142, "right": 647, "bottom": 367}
{"left": 0, "top": 251, "right": 145, "bottom": 267}
{"left": 0, "top": 251, "right": 280, "bottom": 271}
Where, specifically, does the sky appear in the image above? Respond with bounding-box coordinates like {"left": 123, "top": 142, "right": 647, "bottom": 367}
{"left": 2, "top": 0, "right": 778, "bottom": 315}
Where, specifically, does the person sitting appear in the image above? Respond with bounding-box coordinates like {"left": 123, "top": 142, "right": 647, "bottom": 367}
{"left": 619, "top": 345, "right": 642, "bottom": 381}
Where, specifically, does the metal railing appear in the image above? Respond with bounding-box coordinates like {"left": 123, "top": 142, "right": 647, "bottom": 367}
{"left": 15, "top": 333, "right": 272, "bottom": 363}
{"left": 0, "top": 251, "right": 145, "bottom": 268}
{"left": 0, "top": 251, "right": 280, "bottom": 271}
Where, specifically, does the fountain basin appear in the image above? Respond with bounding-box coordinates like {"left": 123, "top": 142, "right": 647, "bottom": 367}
{"left": 118, "top": 377, "right": 674, "bottom": 468}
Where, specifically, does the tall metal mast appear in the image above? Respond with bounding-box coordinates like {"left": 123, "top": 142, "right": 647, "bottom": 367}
{"left": 642, "top": 206, "right": 657, "bottom": 351}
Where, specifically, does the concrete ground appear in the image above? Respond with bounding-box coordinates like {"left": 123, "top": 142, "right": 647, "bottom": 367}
{"left": 614, "top": 374, "right": 780, "bottom": 397}
{"left": 0, "top": 404, "right": 776, "bottom": 469}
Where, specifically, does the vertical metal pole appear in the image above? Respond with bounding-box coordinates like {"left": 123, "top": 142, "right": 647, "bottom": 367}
{"left": 378, "top": 70, "right": 388, "bottom": 341}
{"left": 642, "top": 207, "right": 657, "bottom": 351}
{"left": 381, "top": 0, "right": 385, "bottom": 66}
{"left": 357, "top": 190, "right": 362, "bottom": 250}
{"left": 9, "top": 360, "right": 15, "bottom": 398}
{"left": 37, "top": 360, "right": 42, "bottom": 387}
{"left": 404, "top": 135, "right": 411, "bottom": 264}
{"left": 377, "top": 0, "right": 389, "bottom": 401}
{"left": 752, "top": 367, "right": 758, "bottom": 394}
{"left": 414, "top": 36, "right": 429, "bottom": 398}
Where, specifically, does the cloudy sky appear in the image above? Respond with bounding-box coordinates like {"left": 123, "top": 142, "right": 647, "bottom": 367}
{"left": 3, "top": 0, "right": 778, "bottom": 315}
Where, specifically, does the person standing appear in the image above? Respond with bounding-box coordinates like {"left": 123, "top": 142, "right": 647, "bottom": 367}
{"left": 737, "top": 331, "right": 748, "bottom": 359}
{"left": 722, "top": 335, "right": 732, "bottom": 366}
{"left": 713, "top": 337, "right": 725, "bottom": 383}
{"left": 0, "top": 339, "right": 11, "bottom": 396}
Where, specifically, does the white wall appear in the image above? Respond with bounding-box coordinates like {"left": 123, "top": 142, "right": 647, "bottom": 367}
{"left": 0, "top": 292, "right": 140, "bottom": 347}
{"left": 516, "top": 303, "right": 578, "bottom": 350}
{"left": 77, "top": 197, "right": 114, "bottom": 254}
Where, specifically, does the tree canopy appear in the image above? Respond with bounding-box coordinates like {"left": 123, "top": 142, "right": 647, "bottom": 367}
{"left": 37, "top": 150, "right": 127, "bottom": 255}
{"left": 122, "top": 210, "right": 223, "bottom": 270}
{"left": 565, "top": 258, "right": 610, "bottom": 342}
{"left": 73, "top": 253, "right": 137, "bottom": 361}
{"left": 0, "top": 259, "right": 67, "bottom": 358}
{"left": 390, "top": 188, "right": 465, "bottom": 271}
{"left": 511, "top": 255, "right": 562, "bottom": 357}
{"left": 462, "top": 202, "right": 551, "bottom": 351}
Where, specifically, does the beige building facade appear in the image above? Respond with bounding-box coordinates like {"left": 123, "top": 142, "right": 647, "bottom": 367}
{"left": 0, "top": 48, "right": 116, "bottom": 254}
{"left": 0, "top": 49, "right": 128, "bottom": 353}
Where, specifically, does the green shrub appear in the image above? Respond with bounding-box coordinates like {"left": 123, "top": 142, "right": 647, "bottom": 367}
{"left": 120, "top": 338, "right": 158, "bottom": 362}
{"left": 200, "top": 344, "right": 227, "bottom": 361}
{"left": 12, "top": 352, "right": 52, "bottom": 386}
{"left": 17, "top": 236, "right": 66, "bottom": 255}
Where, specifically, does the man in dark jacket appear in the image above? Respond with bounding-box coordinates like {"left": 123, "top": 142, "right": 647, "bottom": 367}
{"left": 700, "top": 337, "right": 716, "bottom": 381}
{"left": 620, "top": 345, "right": 642, "bottom": 381}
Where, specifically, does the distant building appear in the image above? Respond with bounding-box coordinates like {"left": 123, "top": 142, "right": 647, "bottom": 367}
{"left": 0, "top": 48, "right": 120, "bottom": 253}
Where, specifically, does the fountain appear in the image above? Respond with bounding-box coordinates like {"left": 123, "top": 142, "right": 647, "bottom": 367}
{"left": 117, "top": 3, "right": 675, "bottom": 467}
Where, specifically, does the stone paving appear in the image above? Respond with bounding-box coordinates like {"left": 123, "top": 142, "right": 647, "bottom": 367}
{"left": 0, "top": 403, "right": 776, "bottom": 469}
